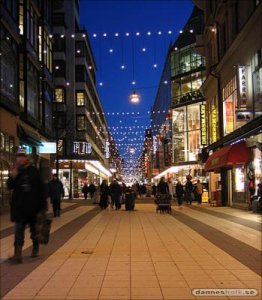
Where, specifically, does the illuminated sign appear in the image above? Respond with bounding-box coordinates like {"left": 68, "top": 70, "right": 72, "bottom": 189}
{"left": 73, "top": 142, "right": 92, "bottom": 155}
{"left": 237, "top": 66, "right": 248, "bottom": 107}
{"left": 39, "top": 142, "right": 56, "bottom": 154}
{"left": 200, "top": 104, "right": 207, "bottom": 145}
{"left": 211, "top": 105, "right": 217, "bottom": 142}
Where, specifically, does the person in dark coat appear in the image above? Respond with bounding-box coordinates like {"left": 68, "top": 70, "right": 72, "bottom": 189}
{"left": 89, "top": 182, "right": 96, "bottom": 202}
{"left": 100, "top": 180, "right": 110, "bottom": 209}
{"left": 152, "top": 184, "right": 157, "bottom": 196}
{"left": 110, "top": 180, "right": 122, "bottom": 210}
{"left": 185, "top": 176, "right": 194, "bottom": 205}
{"left": 81, "top": 183, "right": 89, "bottom": 200}
{"left": 157, "top": 177, "right": 169, "bottom": 195}
{"left": 175, "top": 181, "right": 184, "bottom": 207}
{"left": 7, "top": 149, "right": 47, "bottom": 263}
{"left": 48, "top": 174, "right": 64, "bottom": 217}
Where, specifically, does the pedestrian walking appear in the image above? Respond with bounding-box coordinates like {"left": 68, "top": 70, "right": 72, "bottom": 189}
{"left": 110, "top": 180, "right": 122, "bottom": 210}
{"left": 48, "top": 174, "right": 64, "bottom": 217}
{"left": 7, "top": 149, "right": 47, "bottom": 263}
{"left": 185, "top": 176, "right": 194, "bottom": 205}
{"left": 81, "top": 183, "right": 89, "bottom": 200}
{"left": 100, "top": 180, "right": 110, "bottom": 209}
{"left": 195, "top": 180, "right": 204, "bottom": 204}
{"left": 89, "top": 182, "right": 96, "bottom": 203}
{"left": 175, "top": 181, "right": 184, "bottom": 207}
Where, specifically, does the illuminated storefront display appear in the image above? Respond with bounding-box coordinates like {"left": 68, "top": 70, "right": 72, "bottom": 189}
{"left": 172, "top": 104, "right": 202, "bottom": 163}
{"left": 235, "top": 166, "right": 245, "bottom": 192}
{"left": 223, "top": 77, "right": 237, "bottom": 135}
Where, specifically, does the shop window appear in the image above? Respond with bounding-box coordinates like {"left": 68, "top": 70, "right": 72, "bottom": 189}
{"left": 55, "top": 88, "right": 65, "bottom": 102}
{"left": 76, "top": 115, "right": 85, "bottom": 131}
{"left": 76, "top": 91, "right": 85, "bottom": 106}
{"left": 223, "top": 77, "right": 238, "bottom": 135}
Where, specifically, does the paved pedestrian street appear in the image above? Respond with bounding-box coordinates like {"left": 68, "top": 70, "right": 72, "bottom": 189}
{"left": 0, "top": 200, "right": 261, "bottom": 300}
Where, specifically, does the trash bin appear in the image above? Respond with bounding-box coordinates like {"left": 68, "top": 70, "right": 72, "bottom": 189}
{"left": 125, "top": 192, "right": 135, "bottom": 211}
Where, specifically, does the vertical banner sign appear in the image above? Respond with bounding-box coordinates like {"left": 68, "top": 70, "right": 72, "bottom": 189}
{"left": 211, "top": 105, "right": 217, "bottom": 142}
{"left": 200, "top": 104, "right": 207, "bottom": 145}
{"left": 237, "top": 66, "right": 248, "bottom": 107}
{"left": 105, "top": 140, "right": 110, "bottom": 159}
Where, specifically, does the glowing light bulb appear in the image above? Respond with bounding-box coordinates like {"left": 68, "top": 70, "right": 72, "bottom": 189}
{"left": 153, "top": 64, "right": 157, "bottom": 68}
{"left": 142, "top": 48, "right": 146, "bottom": 52}
{"left": 121, "top": 65, "right": 125, "bottom": 69}
{"left": 93, "top": 33, "right": 97, "bottom": 37}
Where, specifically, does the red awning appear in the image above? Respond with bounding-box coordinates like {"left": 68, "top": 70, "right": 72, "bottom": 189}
{"left": 204, "top": 141, "right": 251, "bottom": 172}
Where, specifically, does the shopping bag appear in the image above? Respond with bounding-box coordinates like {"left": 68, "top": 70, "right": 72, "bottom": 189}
{"left": 35, "top": 211, "right": 52, "bottom": 244}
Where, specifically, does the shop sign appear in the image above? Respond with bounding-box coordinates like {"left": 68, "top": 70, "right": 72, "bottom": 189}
{"left": 211, "top": 105, "right": 217, "bottom": 142}
{"left": 73, "top": 141, "right": 92, "bottom": 155}
{"left": 200, "top": 104, "right": 207, "bottom": 145}
{"left": 237, "top": 66, "right": 248, "bottom": 107}
{"left": 105, "top": 140, "right": 110, "bottom": 159}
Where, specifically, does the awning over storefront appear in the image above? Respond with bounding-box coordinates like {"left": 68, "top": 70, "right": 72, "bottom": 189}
{"left": 204, "top": 141, "right": 251, "bottom": 171}
{"left": 17, "top": 125, "right": 43, "bottom": 147}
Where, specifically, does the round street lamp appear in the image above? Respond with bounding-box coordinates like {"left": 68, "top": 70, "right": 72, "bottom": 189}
{"left": 129, "top": 91, "right": 140, "bottom": 104}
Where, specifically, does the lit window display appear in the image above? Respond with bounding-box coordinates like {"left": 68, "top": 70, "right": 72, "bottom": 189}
{"left": 171, "top": 71, "right": 205, "bottom": 105}
{"left": 223, "top": 77, "right": 237, "bottom": 135}
{"left": 235, "top": 166, "right": 245, "bottom": 192}
{"left": 172, "top": 104, "right": 201, "bottom": 163}
{"left": 170, "top": 45, "right": 205, "bottom": 78}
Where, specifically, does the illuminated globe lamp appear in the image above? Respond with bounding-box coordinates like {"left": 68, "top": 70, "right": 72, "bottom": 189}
{"left": 129, "top": 91, "right": 140, "bottom": 104}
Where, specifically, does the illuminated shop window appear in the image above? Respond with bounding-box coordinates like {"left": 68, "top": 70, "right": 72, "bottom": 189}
{"left": 55, "top": 88, "right": 64, "bottom": 102}
{"left": 76, "top": 91, "right": 85, "bottom": 106}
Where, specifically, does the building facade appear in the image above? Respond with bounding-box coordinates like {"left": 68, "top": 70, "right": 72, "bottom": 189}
{"left": 170, "top": 6, "right": 206, "bottom": 185}
{"left": 52, "top": 0, "right": 110, "bottom": 198}
{"left": 0, "top": 0, "right": 54, "bottom": 206}
{"left": 194, "top": 0, "right": 262, "bottom": 208}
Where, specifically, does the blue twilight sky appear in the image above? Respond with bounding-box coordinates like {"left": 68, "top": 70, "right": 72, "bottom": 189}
{"left": 79, "top": 0, "right": 194, "bottom": 165}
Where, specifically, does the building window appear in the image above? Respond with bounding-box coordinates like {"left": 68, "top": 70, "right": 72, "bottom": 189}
{"left": 26, "top": 1, "right": 38, "bottom": 50}
{"left": 54, "top": 88, "right": 65, "bottom": 102}
{"left": 222, "top": 77, "right": 247, "bottom": 136}
{"left": 76, "top": 91, "right": 85, "bottom": 106}
{"left": 3, "top": 0, "right": 17, "bottom": 20}
{"left": 19, "top": 0, "right": 24, "bottom": 34}
{"left": 75, "top": 65, "right": 88, "bottom": 82}
{"left": 54, "top": 60, "right": 65, "bottom": 77}
{"left": 53, "top": 35, "right": 66, "bottom": 52}
{"left": 43, "top": 30, "right": 52, "bottom": 71}
{"left": 52, "top": 13, "right": 65, "bottom": 25}
{"left": 172, "top": 103, "right": 201, "bottom": 163}
{"left": 0, "top": 33, "right": 18, "bottom": 102}
{"left": 57, "top": 139, "right": 65, "bottom": 155}
{"left": 76, "top": 115, "right": 85, "bottom": 131}
{"left": 75, "top": 41, "right": 86, "bottom": 57}
{"left": 27, "top": 61, "right": 39, "bottom": 119}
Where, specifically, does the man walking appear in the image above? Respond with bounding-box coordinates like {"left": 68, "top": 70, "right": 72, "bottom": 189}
{"left": 175, "top": 181, "right": 184, "bottom": 207}
{"left": 7, "top": 149, "right": 47, "bottom": 263}
{"left": 110, "top": 180, "right": 122, "bottom": 210}
{"left": 185, "top": 176, "right": 194, "bottom": 205}
{"left": 48, "top": 174, "right": 64, "bottom": 217}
